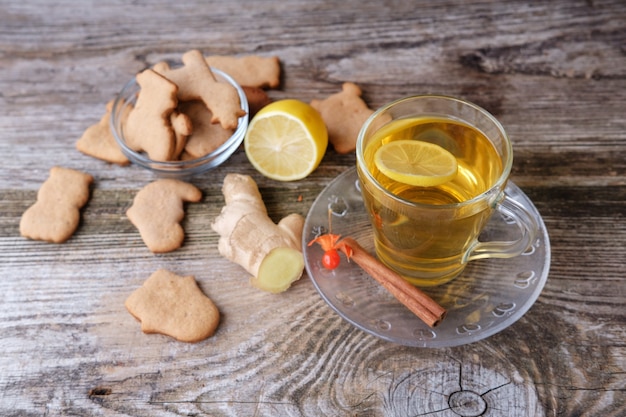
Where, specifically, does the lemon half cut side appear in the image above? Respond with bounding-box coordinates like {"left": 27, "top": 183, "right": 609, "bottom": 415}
{"left": 244, "top": 99, "right": 328, "bottom": 181}
{"left": 374, "top": 140, "right": 458, "bottom": 187}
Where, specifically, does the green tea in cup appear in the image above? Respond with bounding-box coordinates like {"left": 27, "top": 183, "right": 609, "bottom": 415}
{"left": 357, "top": 95, "right": 538, "bottom": 286}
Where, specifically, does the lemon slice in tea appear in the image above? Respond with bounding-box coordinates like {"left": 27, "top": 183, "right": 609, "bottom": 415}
{"left": 244, "top": 99, "right": 328, "bottom": 181}
{"left": 374, "top": 140, "right": 458, "bottom": 187}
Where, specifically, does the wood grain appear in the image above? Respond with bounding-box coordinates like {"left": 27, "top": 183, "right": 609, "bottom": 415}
{"left": 1, "top": 0, "right": 625, "bottom": 416}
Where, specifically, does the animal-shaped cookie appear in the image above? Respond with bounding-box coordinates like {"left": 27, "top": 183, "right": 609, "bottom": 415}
{"left": 154, "top": 49, "right": 246, "bottom": 130}
{"left": 126, "top": 179, "right": 202, "bottom": 253}
{"left": 20, "top": 166, "right": 93, "bottom": 243}
{"left": 76, "top": 99, "right": 130, "bottom": 165}
{"left": 205, "top": 54, "right": 281, "bottom": 89}
{"left": 170, "top": 110, "right": 193, "bottom": 159}
{"left": 242, "top": 86, "right": 272, "bottom": 117}
{"left": 124, "top": 69, "right": 180, "bottom": 161}
{"left": 177, "top": 100, "right": 235, "bottom": 159}
{"left": 311, "top": 82, "right": 374, "bottom": 154}
{"left": 125, "top": 269, "right": 220, "bottom": 342}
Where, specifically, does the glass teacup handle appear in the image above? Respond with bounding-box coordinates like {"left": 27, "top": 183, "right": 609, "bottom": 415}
{"left": 465, "top": 193, "right": 539, "bottom": 262}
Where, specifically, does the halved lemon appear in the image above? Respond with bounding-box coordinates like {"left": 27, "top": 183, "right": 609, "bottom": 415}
{"left": 374, "top": 140, "right": 458, "bottom": 187}
{"left": 244, "top": 99, "right": 328, "bottom": 181}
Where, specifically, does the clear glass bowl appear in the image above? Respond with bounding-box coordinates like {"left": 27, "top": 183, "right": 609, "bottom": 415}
{"left": 110, "top": 68, "right": 249, "bottom": 178}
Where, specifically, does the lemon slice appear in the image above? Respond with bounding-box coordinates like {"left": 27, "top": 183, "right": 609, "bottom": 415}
{"left": 244, "top": 99, "right": 328, "bottom": 181}
{"left": 374, "top": 140, "right": 458, "bottom": 187}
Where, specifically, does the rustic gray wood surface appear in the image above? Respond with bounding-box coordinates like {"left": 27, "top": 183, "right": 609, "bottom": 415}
{"left": 1, "top": 1, "right": 624, "bottom": 416}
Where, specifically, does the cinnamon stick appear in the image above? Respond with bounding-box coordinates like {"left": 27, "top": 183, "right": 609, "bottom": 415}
{"left": 339, "top": 237, "right": 446, "bottom": 327}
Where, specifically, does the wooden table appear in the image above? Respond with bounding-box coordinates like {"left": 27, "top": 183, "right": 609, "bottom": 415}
{"left": 1, "top": 1, "right": 624, "bottom": 416}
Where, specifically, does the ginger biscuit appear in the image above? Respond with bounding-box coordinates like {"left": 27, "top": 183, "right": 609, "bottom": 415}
{"left": 178, "top": 100, "right": 235, "bottom": 159}
{"left": 242, "top": 86, "right": 272, "bottom": 117}
{"left": 126, "top": 179, "right": 202, "bottom": 253}
{"left": 125, "top": 269, "right": 220, "bottom": 343}
{"left": 20, "top": 166, "right": 93, "bottom": 243}
{"left": 170, "top": 110, "right": 193, "bottom": 160}
{"left": 76, "top": 100, "right": 130, "bottom": 165}
{"left": 124, "top": 69, "right": 179, "bottom": 161}
{"left": 311, "top": 82, "right": 374, "bottom": 154}
{"left": 205, "top": 55, "right": 281, "bottom": 89}
{"left": 154, "top": 49, "right": 246, "bottom": 130}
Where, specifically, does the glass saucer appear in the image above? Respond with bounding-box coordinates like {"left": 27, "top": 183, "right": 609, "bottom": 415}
{"left": 302, "top": 167, "right": 550, "bottom": 348}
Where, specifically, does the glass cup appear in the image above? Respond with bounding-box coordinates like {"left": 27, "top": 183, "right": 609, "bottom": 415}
{"left": 356, "top": 95, "right": 538, "bottom": 287}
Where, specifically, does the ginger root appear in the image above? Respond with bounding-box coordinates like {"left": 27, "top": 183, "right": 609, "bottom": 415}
{"left": 211, "top": 173, "right": 305, "bottom": 293}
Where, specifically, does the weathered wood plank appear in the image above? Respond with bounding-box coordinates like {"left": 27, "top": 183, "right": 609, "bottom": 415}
{"left": 0, "top": 0, "right": 625, "bottom": 416}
